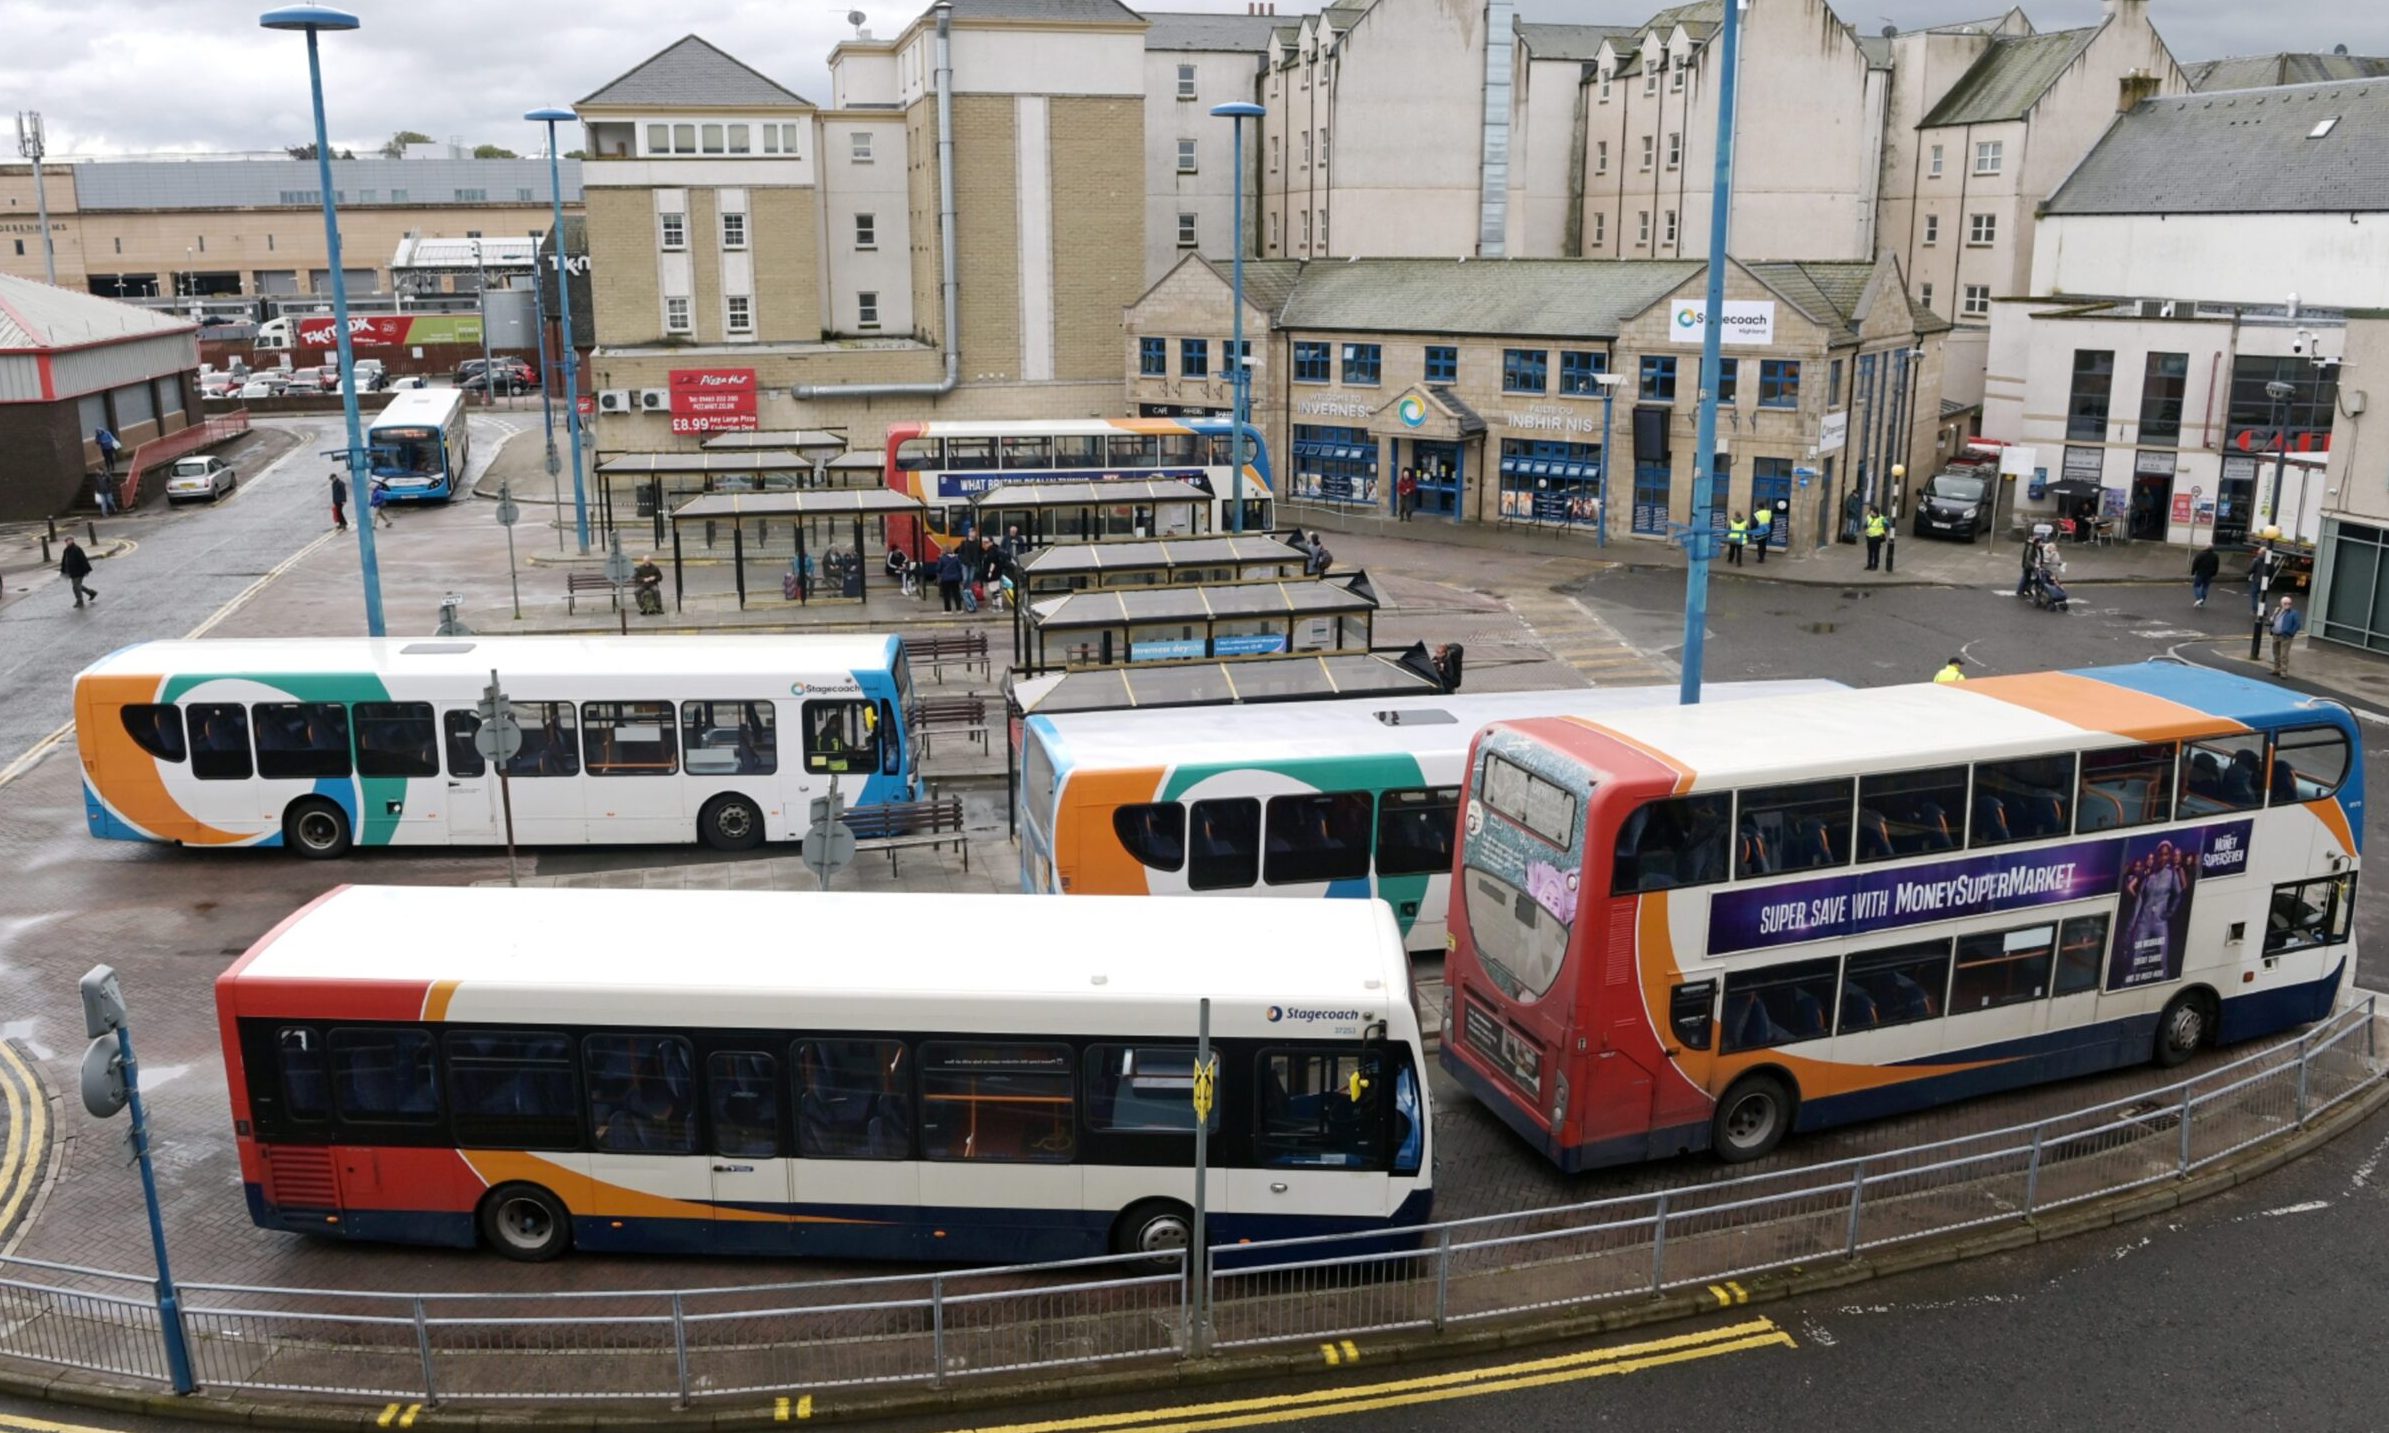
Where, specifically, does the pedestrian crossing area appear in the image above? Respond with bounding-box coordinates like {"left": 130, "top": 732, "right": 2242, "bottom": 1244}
{"left": 1502, "top": 585, "right": 1677, "bottom": 685}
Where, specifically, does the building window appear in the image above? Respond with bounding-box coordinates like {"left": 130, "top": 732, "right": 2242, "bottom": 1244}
{"left": 1559, "top": 350, "right": 1607, "bottom": 396}
{"left": 1929, "top": 144, "right": 1944, "bottom": 176}
{"left": 1596, "top": 140, "right": 1608, "bottom": 174}
{"left": 515, "top": 188, "right": 531, "bottom": 202}
{"left": 646, "top": 123, "right": 667, "bottom": 152}
{"left": 1636, "top": 210, "right": 1651, "bottom": 245}
{"left": 672, "top": 123, "right": 696, "bottom": 153}
{"left": 1293, "top": 341, "right": 1331, "bottom": 383}
{"left": 855, "top": 213, "right": 877, "bottom": 249}
{"left": 850, "top": 130, "right": 873, "bottom": 162}
{"left": 1828, "top": 358, "right": 1843, "bottom": 407}
{"left": 726, "top": 296, "right": 752, "bottom": 335}
{"left": 1706, "top": 357, "right": 1737, "bottom": 404}
{"left": 1291, "top": 423, "right": 1378, "bottom": 506}
{"left": 721, "top": 212, "right": 747, "bottom": 249}
{"left": 1920, "top": 282, "right": 1935, "bottom": 312}
{"left": 1640, "top": 355, "right": 1678, "bottom": 402}
{"left": 1666, "top": 132, "right": 1682, "bottom": 169}
{"left": 701, "top": 124, "right": 725, "bottom": 154}
{"left": 1923, "top": 213, "right": 1939, "bottom": 245}
{"left": 1177, "top": 62, "right": 1197, "bottom": 100}
{"left": 665, "top": 296, "right": 692, "bottom": 334}
{"left": 1758, "top": 359, "right": 1801, "bottom": 409}
{"left": 857, "top": 291, "right": 880, "bottom": 329}
{"left": 2139, "top": 351, "right": 2189, "bottom": 446}
{"left": 1319, "top": 129, "right": 1329, "bottom": 169}
{"left": 390, "top": 189, "right": 407, "bottom": 203}
{"left": 453, "top": 188, "right": 487, "bottom": 202}
{"left": 1177, "top": 212, "right": 1198, "bottom": 247}
{"left": 727, "top": 124, "right": 751, "bottom": 155}
{"left": 1974, "top": 139, "right": 2003, "bottom": 174}
{"left": 1178, "top": 138, "right": 1198, "bottom": 174}
{"left": 1962, "top": 284, "right": 1990, "bottom": 317}
{"left": 1341, "top": 343, "right": 1382, "bottom": 386}
{"left": 660, "top": 212, "right": 686, "bottom": 250}
{"left": 1599, "top": 69, "right": 1612, "bottom": 102}
{"left": 1270, "top": 135, "right": 1279, "bottom": 172}
{"left": 773, "top": 123, "right": 803, "bottom": 156}
{"left": 1969, "top": 212, "right": 1997, "bottom": 245}
{"left": 1672, "top": 58, "right": 1686, "bottom": 91}
{"left": 2067, "top": 349, "right": 2116, "bottom": 442}
{"left": 1140, "top": 336, "right": 1167, "bottom": 376}
{"left": 1182, "top": 338, "right": 1210, "bottom": 379}
{"left": 1301, "top": 131, "right": 1312, "bottom": 169}
{"left": 1503, "top": 348, "right": 1549, "bottom": 394}
{"left": 1640, "top": 134, "right": 1654, "bottom": 170}
{"left": 1301, "top": 210, "right": 1314, "bottom": 250}
{"left": 1592, "top": 211, "right": 1606, "bottom": 246}
{"left": 1424, "top": 345, "right": 1458, "bottom": 383}
{"left": 1644, "top": 67, "right": 1658, "bottom": 96}
{"left": 1663, "top": 209, "right": 1678, "bottom": 245}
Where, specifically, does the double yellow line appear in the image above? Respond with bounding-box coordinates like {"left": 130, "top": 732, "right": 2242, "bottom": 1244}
{"left": 939, "top": 1318, "right": 1796, "bottom": 1433}
{"left": 0, "top": 1037, "right": 46, "bottom": 1250}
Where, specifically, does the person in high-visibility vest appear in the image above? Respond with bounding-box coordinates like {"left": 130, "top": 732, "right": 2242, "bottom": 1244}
{"left": 1726, "top": 511, "right": 1749, "bottom": 566}
{"left": 1752, "top": 503, "right": 1773, "bottom": 565}
{"left": 1864, "top": 506, "right": 1888, "bottom": 570}
{"left": 1934, "top": 656, "right": 1966, "bottom": 683}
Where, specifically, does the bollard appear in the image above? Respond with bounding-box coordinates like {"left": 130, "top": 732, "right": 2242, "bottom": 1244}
{"left": 46, "top": 516, "right": 56, "bottom": 543}
{"left": 41, "top": 536, "right": 51, "bottom": 565}
{"left": 1844, "top": 1159, "right": 1867, "bottom": 1255}
{"left": 87, "top": 520, "right": 98, "bottom": 544}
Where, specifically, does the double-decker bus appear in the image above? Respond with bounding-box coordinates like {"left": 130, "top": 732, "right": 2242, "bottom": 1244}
{"left": 1019, "top": 682, "right": 1839, "bottom": 955}
{"left": 1442, "top": 665, "right": 2360, "bottom": 1170}
{"left": 75, "top": 635, "right": 919, "bottom": 858}
{"left": 883, "top": 418, "right": 1273, "bottom": 556}
{"left": 218, "top": 885, "right": 1431, "bottom": 1263}
{"left": 367, "top": 386, "right": 470, "bottom": 502}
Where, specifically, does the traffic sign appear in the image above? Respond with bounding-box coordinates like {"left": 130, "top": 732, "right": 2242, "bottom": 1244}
{"left": 495, "top": 481, "right": 521, "bottom": 528}
{"left": 473, "top": 715, "right": 524, "bottom": 765}
{"left": 1190, "top": 1054, "right": 1217, "bottom": 1124}
{"left": 604, "top": 538, "right": 635, "bottom": 586}
{"left": 802, "top": 820, "right": 858, "bottom": 884}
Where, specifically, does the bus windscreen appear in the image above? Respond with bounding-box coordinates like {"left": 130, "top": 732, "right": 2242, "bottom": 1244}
{"left": 373, "top": 428, "right": 445, "bottom": 476}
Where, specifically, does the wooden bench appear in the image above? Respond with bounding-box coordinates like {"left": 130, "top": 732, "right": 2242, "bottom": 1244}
{"left": 566, "top": 571, "right": 620, "bottom": 614}
{"left": 904, "top": 629, "right": 990, "bottom": 683}
{"left": 837, "top": 793, "right": 969, "bottom": 875}
{"left": 906, "top": 696, "right": 990, "bottom": 757}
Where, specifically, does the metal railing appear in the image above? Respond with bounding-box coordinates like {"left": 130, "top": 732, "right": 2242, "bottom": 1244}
{"left": 0, "top": 999, "right": 2374, "bottom": 1408}
{"left": 118, "top": 411, "right": 251, "bottom": 509}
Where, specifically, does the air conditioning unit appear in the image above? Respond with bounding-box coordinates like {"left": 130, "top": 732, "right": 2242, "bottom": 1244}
{"left": 596, "top": 389, "right": 633, "bottom": 414}
{"left": 638, "top": 389, "right": 670, "bottom": 412}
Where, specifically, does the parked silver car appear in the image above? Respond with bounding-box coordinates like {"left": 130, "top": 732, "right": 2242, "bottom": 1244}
{"left": 164, "top": 455, "right": 238, "bottom": 504}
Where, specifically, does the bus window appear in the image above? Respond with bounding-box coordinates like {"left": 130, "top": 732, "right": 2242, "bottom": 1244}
{"left": 2076, "top": 743, "right": 2174, "bottom": 832}
{"left": 1256, "top": 1050, "right": 1382, "bottom": 1169}
{"left": 444, "top": 1030, "right": 579, "bottom": 1150}
{"left": 1375, "top": 786, "right": 1460, "bottom": 877}
{"left": 1022, "top": 732, "right": 1060, "bottom": 838}
{"left": 1391, "top": 1058, "right": 1423, "bottom": 1175}
{"left": 1113, "top": 802, "right": 1186, "bottom": 871}
{"left": 443, "top": 710, "right": 487, "bottom": 778}
{"left": 1188, "top": 797, "right": 1261, "bottom": 890}
{"left": 2272, "top": 726, "right": 2352, "bottom": 804}
{"left": 1719, "top": 958, "right": 1838, "bottom": 1052}
{"left": 920, "top": 1042, "right": 1075, "bottom": 1163}
{"left": 1461, "top": 867, "right": 1568, "bottom": 1001}
{"left": 1156, "top": 433, "right": 1201, "bottom": 466}
{"left": 583, "top": 701, "right": 679, "bottom": 777}
{"left": 681, "top": 700, "right": 777, "bottom": 776}
{"left": 2266, "top": 874, "right": 2355, "bottom": 955}
{"left": 879, "top": 699, "right": 902, "bottom": 776}
{"left": 1857, "top": 766, "right": 1966, "bottom": 862}
{"left": 1108, "top": 434, "right": 1158, "bottom": 467}
{"left": 708, "top": 1051, "right": 780, "bottom": 1158}
{"left": 896, "top": 437, "right": 943, "bottom": 471}
{"left": 1971, "top": 754, "right": 2073, "bottom": 847}
{"left": 277, "top": 1026, "right": 329, "bottom": 1122}
{"left": 2056, "top": 915, "right": 2108, "bottom": 997}
{"left": 946, "top": 436, "right": 996, "bottom": 469}
{"left": 1839, "top": 939, "right": 1949, "bottom": 1031}
{"left": 1000, "top": 436, "right": 1053, "bottom": 469}
{"left": 1611, "top": 793, "right": 1730, "bottom": 893}
{"left": 122, "top": 704, "right": 187, "bottom": 763}
{"left": 1669, "top": 981, "right": 1716, "bottom": 1050}
{"left": 253, "top": 702, "right": 352, "bottom": 780}
{"left": 1736, "top": 778, "right": 1853, "bottom": 877}
{"left": 503, "top": 703, "right": 580, "bottom": 778}
{"left": 802, "top": 700, "right": 879, "bottom": 774}
{"left": 1055, "top": 435, "right": 1105, "bottom": 469}
{"left": 1952, "top": 924, "right": 2054, "bottom": 1011}
{"left": 2180, "top": 733, "right": 2265, "bottom": 815}
{"left": 1207, "top": 435, "right": 1234, "bottom": 467}
{"left": 330, "top": 1027, "right": 440, "bottom": 1123}
{"left": 796, "top": 1039, "right": 910, "bottom": 1159}
{"left": 1482, "top": 754, "right": 1578, "bottom": 849}
{"left": 355, "top": 702, "right": 439, "bottom": 779}
{"left": 584, "top": 1034, "right": 698, "bottom": 1154}
{"left": 1264, "top": 791, "right": 1372, "bottom": 885}
{"left": 1086, "top": 1045, "right": 1216, "bottom": 1133}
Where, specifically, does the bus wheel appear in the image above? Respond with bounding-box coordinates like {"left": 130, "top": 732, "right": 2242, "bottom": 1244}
{"left": 480, "top": 1183, "right": 572, "bottom": 1262}
{"left": 2153, "top": 991, "right": 2214, "bottom": 1069}
{"left": 1712, "top": 1074, "right": 1794, "bottom": 1163}
{"left": 699, "top": 795, "right": 765, "bottom": 852}
{"left": 283, "top": 798, "right": 352, "bottom": 859}
{"left": 1111, "top": 1199, "right": 1195, "bottom": 1264}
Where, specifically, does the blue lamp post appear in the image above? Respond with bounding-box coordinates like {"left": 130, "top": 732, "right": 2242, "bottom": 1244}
{"left": 260, "top": 4, "right": 383, "bottom": 637}
{"left": 1211, "top": 101, "right": 1264, "bottom": 535}
{"left": 527, "top": 106, "right": 590, "bottom": 554}
{"left": 1680, "top": 0, "right": 1743, "bottom": 705}
{"left": 1593, "top": 371, "right": 1623, "bottom": 547}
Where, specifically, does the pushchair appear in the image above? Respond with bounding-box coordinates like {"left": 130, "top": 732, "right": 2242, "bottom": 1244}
{"left": 2026, "top": 561, "right": 2070, "bottom": 613}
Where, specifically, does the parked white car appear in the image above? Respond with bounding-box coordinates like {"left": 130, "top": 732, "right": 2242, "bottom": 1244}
{"left": 237, "top": 378, "right": 283, "bottom": 398}
{"left": 164, "top": 455, "right": 238, "bottom": 505}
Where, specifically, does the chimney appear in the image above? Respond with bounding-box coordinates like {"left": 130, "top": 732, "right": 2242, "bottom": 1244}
{"left": 2118, "top": 68, "right": 2161, "bottom": 111}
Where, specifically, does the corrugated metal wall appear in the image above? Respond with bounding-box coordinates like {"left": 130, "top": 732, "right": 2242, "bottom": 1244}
{"left": 49, "top": 334, "right": 199, "bottom": 401}
{"left": 0, "top": 356, "right": 44, "bottom": 403}
{"left": 71, "top": 158, "right": 584, "bottom": 210}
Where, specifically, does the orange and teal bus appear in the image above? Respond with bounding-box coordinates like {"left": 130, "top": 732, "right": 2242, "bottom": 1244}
{"left": 1442, "top": 665, "right": 2360, "bottom": 1170}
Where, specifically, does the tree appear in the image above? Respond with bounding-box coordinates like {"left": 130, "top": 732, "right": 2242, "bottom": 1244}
{"left": 285, "top": 144, "right": 356, "bottom": 160}
{"left": 472, "top": 143, "right": 518, "bottom": 159}
{"left": 564, "top": 149, "right": 587, "bottom": 160}
{"left": 380, "top": 129, "right": 433, "bottom": 158}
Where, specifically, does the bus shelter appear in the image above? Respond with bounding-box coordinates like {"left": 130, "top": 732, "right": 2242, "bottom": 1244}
{"left": 1018, "top": 534, "right": 1310, "bottom": 596}
{"left": 606, "top": 450, "right": 819, "bottom": 546}
{"left": 964, "top": 479, "right": 1214, "bottom": 549}
{"left": 667, "top": 488, "right": 925, "bottom": 610}
{"left": 1019, "top": 572, "right": 1379, "bottom": 675}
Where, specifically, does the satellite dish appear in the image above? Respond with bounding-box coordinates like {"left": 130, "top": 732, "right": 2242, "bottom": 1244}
{"left": 848, "top": 10, "right": 867, "bottom": 27}
{"left": 2334, "top": 42, "right": 2350, "bottom": 56}
{"left": 1880, "top": 22, "right": 1896, "bottom": 37}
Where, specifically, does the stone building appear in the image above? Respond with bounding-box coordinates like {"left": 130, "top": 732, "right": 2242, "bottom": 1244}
{"left": 1140, "top": 11, "right": 1283, "bottom": 284}
{"left": 0, "top": 274, "right": 201, "bottom": 519}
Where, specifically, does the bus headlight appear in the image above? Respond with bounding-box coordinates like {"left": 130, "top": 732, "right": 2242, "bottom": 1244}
{"left": 1550, "top": 1071, "right": 1569, "bottom": 1130}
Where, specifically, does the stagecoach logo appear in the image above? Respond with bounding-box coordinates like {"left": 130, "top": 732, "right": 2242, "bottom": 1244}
{"left": 1267, "top": 1005, "right": 1361, "bottom": 1024}
{"left": 1396, "top": 395, "right": 1428, "bottom": 429}
{"left": 791, "top": 680, "right": 863, "bottom": 695}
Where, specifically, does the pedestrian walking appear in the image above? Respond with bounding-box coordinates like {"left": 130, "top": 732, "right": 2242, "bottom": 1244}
{"left": 328, "top": 471, "right": 348, "bottom": 531}
{"left": 94, "top": 427, "right": 121, "bottom": 477}
{"left": 60, "top": 536, "right": 98, "bottom": 608}
{"left": 2270, "top": 595, "right": 2303, "bottom": 679}
{"left": 1725, "top": 511, "right": 1747, "bottom": 566}
{"left": 1863, "top": 506, "right": 1887, "bottom": 570}
{"left": 1933, "top": 655, "right": 1966, "bottom": 684}
{"left": 935, "top": 547, "right": 964, "bottom": 613}
{"left": 1396, "top": 468, "right": 1418, "bottom": 522}
{"left": 369, "top": 479, "right": 393, "bottom": 529}
{"left": 1752, "top": 504, "right": 1772, "bottom": 565}
{"left": 2017, "top": 533, "right": 2042, "bottom": 598}
{"left": 92, "top": 471, "right": 118, "bottom": 517}
{"left": 1304, "top": 531, "right": 1334, "bottom": 576}
{"left": 2190, "top": 545, "right": 2219, "bottom": 607}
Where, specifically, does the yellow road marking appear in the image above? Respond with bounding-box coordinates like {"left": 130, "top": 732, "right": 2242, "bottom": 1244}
{"left": 1706, "top": 1283, "right": 1729, "bottom": 1307}
{"left": 399, "top": 1406, "right": 422, "bottom": 1429}
{"left": 1727, "top": 1281, "right": 1748, "bottom": 1304}
{"left": 1319, "top": 1343, "right": 1340, "bottom": 1367}
{"left": 943, "top": 1320, "right": 1792, "bottom": 1433}
{"left": 0, "top": 1038, "right": 48, "bottom": 1248}
{"left": 1, "top": 1412, "right": 144, "bottom": 1432}
{"left": 777, "top": 1396, "right": 791, "bottom": 1422}
{"left": 1338, "top": 1340, "right": 1358, "bottom": 1364}
{"left": 376, "top": 1408, "right": 400, "bottom": 1429}
{"left": 799, "top": 1394, "right": 814, "bottom": 1419}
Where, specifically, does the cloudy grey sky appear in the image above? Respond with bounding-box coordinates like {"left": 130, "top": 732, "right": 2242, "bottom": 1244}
{"left": 7, "top": 0, "right": 2384, "bottom": 159}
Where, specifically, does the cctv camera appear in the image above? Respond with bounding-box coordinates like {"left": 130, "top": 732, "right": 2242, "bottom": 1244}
{"left": 2293, "top": 339, "right": 2306, "bottom": 355}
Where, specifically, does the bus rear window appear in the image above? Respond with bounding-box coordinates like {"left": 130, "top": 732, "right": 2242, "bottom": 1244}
{"left": 2272, "top": 725, "right": 2351, "bottom": 804}
{"left": 1463, "top": 867, "right": 1568, "bottom": 1001}
{"left": 895, "top": 437, "right": 943, "bottom": 471}
{"left": 1481, "top": 754, "right": 1577, "bottom": 848}
{"left": 1612, "top": 793, "right": 1730, "bottom": 893}
{"left": 1113, "top": 802, "right": 1185, "bottom": 870}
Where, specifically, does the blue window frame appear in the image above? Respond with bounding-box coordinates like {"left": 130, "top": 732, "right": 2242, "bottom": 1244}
{"left": 1640, "top": 355, "right": 1678, "bottom": 402}
{"left": 1498, "top": 437, "right": 1603, "bottom": 529}
{"left": 1760, "top": 359, "right": 1802, "bottom": 409}
{"left": 1293, "top": 342, "right": 1332, "bottom": 384}
{"left": 1632, "top": 461, "right": 1670, "bottom": 535}
{"left": 1559, "top": 350, "right": 1608, "bottom": 396}
{"left": 1341, "top": 343, "right": 1382, "bottom": 386}
{"left": 1292, "top": 424, "right": 1378, "bottom": 506}
{"left": 1424, "top": 345, "right": 1458, "bottom": 383}
{"left": 1139, "top": 337, "right": 1166, "bottom": 377}
{"left": 1702, "top": 357, "right": 1737, "bottom": 404}
{"left": 1503, "top": 349, "right": 1548, "bottom": 394}
{"left": 1181, "top": 338, "right": 1210, "bottom": 379}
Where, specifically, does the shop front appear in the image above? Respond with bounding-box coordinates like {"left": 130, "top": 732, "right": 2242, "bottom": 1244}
{"left": 1373, "top": 386, "right": 1484, "bottom": 522}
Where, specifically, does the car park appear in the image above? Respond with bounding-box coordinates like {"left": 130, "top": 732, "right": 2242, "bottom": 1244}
{"left": 454, "top": 357, "right": 537, "bottom": 395}
{"left": 236, "top": 378, "right": 284, "bottom": 399}
{"left": 163, "top": 455, "right": 238, "bottom": 504}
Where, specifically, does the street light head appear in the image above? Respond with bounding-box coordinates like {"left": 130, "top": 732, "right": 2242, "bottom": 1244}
{"left": 1590, "top": 373, "right": 1626, "bottom": 389}
{"left": 1891, "top": 463, "right": 1907, "bottom": 480}
{"left": 1210, "top": 102, "right": 1266, "bottom": 119}
{"left": 525, "top": 106, "right": 577, "bottom": 124}
{"left": 259, "top": 3, "right": 360, "bottom": 30}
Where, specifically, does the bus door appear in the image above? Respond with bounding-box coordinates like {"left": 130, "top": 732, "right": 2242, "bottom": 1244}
{"left": 583, "top": 1033, "right": 714, "bottom": 1251}
{"left": 438, "top": 707, "right": 501, "bottom": 842}
{"left": 699, "top": 1045, "right": 796, "bottom": 1256}
{"left": 1232, "top": 1046, "right": 1389, "bottom": 1224}
{"left": 791, "top": 1038, "right": 922, "bottom": 1259}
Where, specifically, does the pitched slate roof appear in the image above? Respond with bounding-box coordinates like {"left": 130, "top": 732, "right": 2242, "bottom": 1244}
{"left": 1515, "top": 22, "right": 1638, "bottom": 62}
{"left": 579, "top": 35, "right": 812, "bottom": 109}
{"left": 0, "top": 273, "right": 197, "bottom": 350}
{"left": 1140, "top": 10, "right": 1288, "bottom": 52}
{"left": 2045, "top": 79, "right": 2389, "bottom": 216}
{"left": 948, "top": 0, "right": 1144, "bottom": 21}
{"left": 1274, "top": 259, "right": 1702, "bottom": 340}
{"left": 1201, "top": 258, "right": 1306, "bottom": 321}
{"left": 1920, "top": 26, "right": 2101, "bottom": 127}
{"left": 2185, "top": 52, "right": 2389, "bottom": 92}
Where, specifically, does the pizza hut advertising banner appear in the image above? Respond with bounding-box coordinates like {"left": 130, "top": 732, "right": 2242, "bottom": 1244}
{"left": 669, "top": 367, "right": 758, "bottom": 434}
